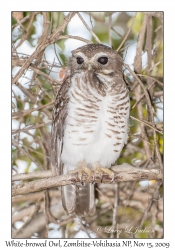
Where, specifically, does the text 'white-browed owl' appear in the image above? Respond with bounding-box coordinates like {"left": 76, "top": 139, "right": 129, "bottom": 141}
{"left": 51, "top": 44, "right": 130, "bottom": 216}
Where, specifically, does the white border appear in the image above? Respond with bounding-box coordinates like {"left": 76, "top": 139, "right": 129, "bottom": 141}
{"left": 0, "top": 1, "right": 174, "bottom": 249}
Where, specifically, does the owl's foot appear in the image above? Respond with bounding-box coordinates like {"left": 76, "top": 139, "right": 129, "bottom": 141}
{"left": 92, "top": 163, "right": 115, "bottom": 183}
{"left": 68, "top": 161, "right": 93, "bottom": 184}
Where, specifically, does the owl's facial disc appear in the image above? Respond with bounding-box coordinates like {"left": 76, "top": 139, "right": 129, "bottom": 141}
{"left": 72, "top": 51, "right": 112, "bottom": 72}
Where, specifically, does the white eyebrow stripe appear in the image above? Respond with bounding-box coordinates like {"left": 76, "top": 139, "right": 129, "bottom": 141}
{"left": 73, "top": 52, "right": 89, "bottom": 63}
{"left": 73, "top": 52, "right": 87, "bottom": 59}
{"left": 74, "top": 52, "right": 108, "bottom": 59}
{"left": 91, "top": 52, "right": 109, "bottom": 60}
{"left": 73, "top": 51, "right": 109, "bottom": 64}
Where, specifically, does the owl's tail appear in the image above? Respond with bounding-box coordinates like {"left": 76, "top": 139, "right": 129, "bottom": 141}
{"left": 61, "top": 183, "right": 95, "bottom": 216}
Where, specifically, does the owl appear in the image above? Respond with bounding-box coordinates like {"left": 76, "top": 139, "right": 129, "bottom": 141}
{"left": 51, "top": 44, "right": 130, "bottom": 217}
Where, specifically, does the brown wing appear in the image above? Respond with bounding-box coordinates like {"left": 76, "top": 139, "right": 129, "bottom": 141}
{"left": 51, "top": 78, "right": 70, "bottom": 176}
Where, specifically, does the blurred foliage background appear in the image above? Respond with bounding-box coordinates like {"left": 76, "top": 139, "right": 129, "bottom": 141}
{"left": 12, "top": 12, "right": 163, "bottom": 238}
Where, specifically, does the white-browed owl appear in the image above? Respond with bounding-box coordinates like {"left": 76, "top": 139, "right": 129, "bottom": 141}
{"left": 51, "top": 44, "right": 130, "bottom": 216}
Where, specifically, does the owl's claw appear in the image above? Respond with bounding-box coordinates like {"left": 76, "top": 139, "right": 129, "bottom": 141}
{"left": 68, "top": 162, "right": 115, "bottom": 183}
{"left": 92, "top": 163, "right": 115, "bottom": 183}
{"left": 91, "top": 174, "right": 95, "bottom": 184}
{"left": 68, "top": 161, "right": 93, "bottom": 183}
{"left": 110, "top": 173, "right": 115, "bottom": 183}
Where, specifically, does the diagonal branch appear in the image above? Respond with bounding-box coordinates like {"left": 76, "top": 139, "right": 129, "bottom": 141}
{"left": 124, "top": 63, "right": 163, "bottom": 169}
{"left": 12, "top": 12, "right": 76, "bottom": 85}
{"left": 77, "top": 12, "right": 102, "bottom": 44}
{"left": 130, "top": 116, "right": 163, "bottom": 135}
{"left": 116, "top": 13, "right": 137, "bottom": 52}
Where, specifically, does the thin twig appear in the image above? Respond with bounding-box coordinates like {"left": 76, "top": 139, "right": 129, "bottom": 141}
{"left": 110, "top": 184, "right": 118, "bottom": 238}
{"left": 149, "top": 58, "right": 163, "bottom": 72}
{"left": 137, "top": 74, "right": 163, "bottom": 86}
{"left": 145, "top": 14, "right": 153, "bottom": 97}
{"left": 133, "top": 15, "right": 151, "bottom": 159}
{"left": 12, "top": 170, "right": 52, "bottom": 181}
{"left": 12, "top": 139, "right": 43, "bottom": 170}
{"left": 12, "top": 14, "right": 30, "bottom": 29}
{"left": 108, "top": 13, "right": 112, "bottom": 47}
{"left": 124, "top": 63, "right": 163, "bottom": 169}
{"left": 134, "top": 181, "right": 161, "bottom": 238}
{"left": 12, "top": 12, "right": 76, "bottom": 85}
{"left": 44, "top": 190, "right": 59, "bottom": 225}
{"left": 131, "top": 81, "right": 155, "bottom": 109}
{"left": 13, "top": 12, "right": 36, "bottom": 51}
{"left": 12, "top": 121, "right": 52, "bottom": 135}
{"left": 77, "top": 12, "right": 102, "bottom": 44}
{"left": 130, "top": 116, "right": 163, "bottom": 135}
{"left": 12, "top": 101, "right": 54, "bottom": 119}
{"left": 12, "top": 190, "right": 60, "bottom": 204}
{"left": 12, "top": 57, "right": 62, "bottom": 86}
{"left": 12, "top": 204, "right": 40, "bottom": 238}
{"left": 116, "top": 13, "right": 137, "bottom": 52}
{"left": 58, "top": 35, "right": 92, "bottom": 44}
{"left": 111, "top": 27, "right": 123, "bottom": 38}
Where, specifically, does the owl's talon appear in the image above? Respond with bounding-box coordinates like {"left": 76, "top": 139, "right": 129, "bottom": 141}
{"left": 68, "top": 161, "right": 93, "bottom": 184}
{"left": 78, "top": 174, "right": 84, "bottom": 183}
{"left": 91, "top": 174, "right": 95, "bottom": 184}
{"left": 92, "top": 163, "right": 115, "bottom": 184}
{"left": 110, "top": 173, "right": 115, "bottom": 183}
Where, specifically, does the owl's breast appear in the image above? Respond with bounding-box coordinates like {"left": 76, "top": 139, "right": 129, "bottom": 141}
{"left": 61, "top": 71, "right": 130, "bottom": 168}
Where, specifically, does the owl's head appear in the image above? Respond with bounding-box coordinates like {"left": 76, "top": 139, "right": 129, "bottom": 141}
{"left": 70, "top": 44, "right": 123, "bottom": 76}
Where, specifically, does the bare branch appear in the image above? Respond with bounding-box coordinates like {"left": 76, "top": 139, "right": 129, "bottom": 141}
{"left": 131, "top": 81, "right": 155, "bottom": 109}
{"left": 14, "top": 82, "right": 52, "bottom": 118}
{"left": 12, "top": 12, "right": 76, "bottom": 85}
{"left": 12, "top": 101, "right": 54, "bottom": 119}
{"left": 110, "top": 183, "right": 118, "bottom": 238}
{"left": 116, "top": 13, "right": 137, "bottom": 52}
{"left": 77, "top": 12, "right": 102, "bottom": 44}
{"left": 13, "top": 12, "right": 36, "bottom": 51}
{"left": 12, "top": 164, "right": 163, "bottom": 197}
{"left": 12, "top": 121, "right": 51, "bottom": 135}
{"left": 12, "top": 13, "right": 30, "bottom": 29}
{"left": 133, "top": 15, "right": 151, "bottom": 159}
{"left": 12, "top": 201, "right": 65, "bottom": 238}
{"left": 12, "top": 170, "right": 52, "bottom": 181}
{"left": 59, "top": 35, "right": 92, "bottom": 44}
{"left": 143, "top": 12, "right": 163, "bottom": 20}
{"left": 12, "top": 57, "right": 62, "bottom": 86}
{"left": 130, "top": 116, "right": 163, "bottom": 135}
{"left": 12, "top": 190, "right": 60, "bottom": 204}
{"left": 136, "top": 74, "right": 163, "bottom": 86}
{"left": 124, "top": 63, "right": 163, "bottom": 169}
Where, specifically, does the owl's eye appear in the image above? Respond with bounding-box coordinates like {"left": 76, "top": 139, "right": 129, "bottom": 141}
{"left": 98, "top": 57, "right": 108, "bottom": 65}
{"left": 76, "top": 57, "right": 84, "bottom": 64}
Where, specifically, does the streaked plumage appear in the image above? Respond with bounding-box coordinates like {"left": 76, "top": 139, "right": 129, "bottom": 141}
{"left": 51, "top": 44, "right": 130, "bottom": 216}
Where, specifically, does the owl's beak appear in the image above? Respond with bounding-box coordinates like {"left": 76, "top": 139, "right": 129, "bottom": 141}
{"left": 87, "top": 64, "right": 92, "bottom": 71}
